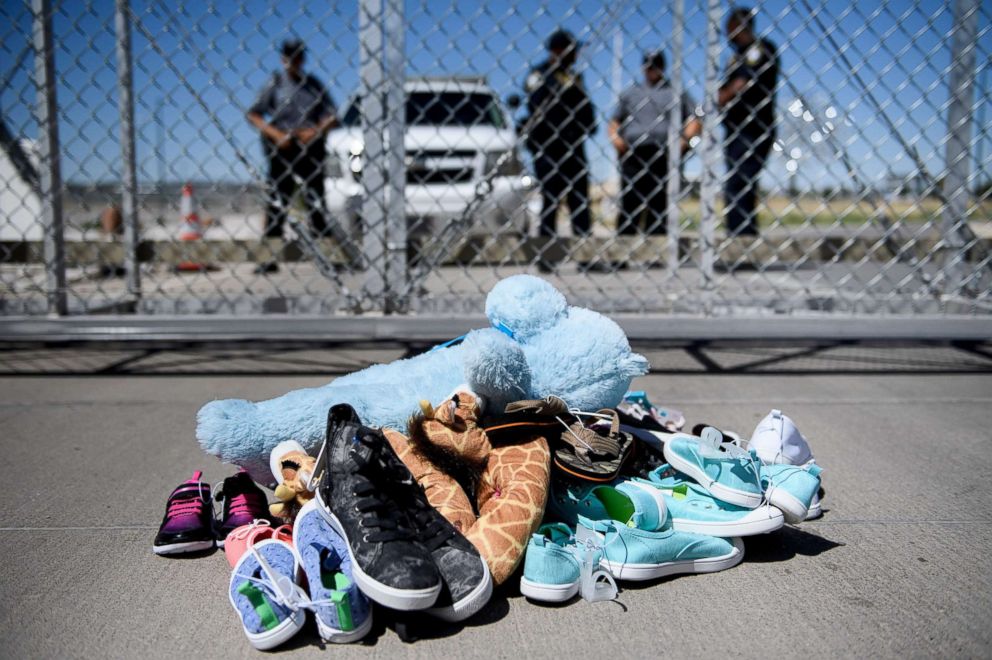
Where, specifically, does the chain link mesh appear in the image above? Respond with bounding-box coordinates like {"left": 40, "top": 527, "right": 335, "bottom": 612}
{"left": 1, "top": 0, "right": 989, "bottom": 319}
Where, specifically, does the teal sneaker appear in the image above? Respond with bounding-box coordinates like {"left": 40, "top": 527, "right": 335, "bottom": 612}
{"left": 520, "top": 523, "right": 601, "bottom": 603}
{"left": 576, "top": 515, "right": 743, "bottom": 582}
{"left": 662, "top": 430, "right": 764, "bottom": 508}
{"left": 759, "top": 461, "right": 822, "bottom": 524}
{"left": 630, "top": 466, "right": 784, "bottom": 537}
{"left": 547, "top": 477, "right": 667, "bottom": 531}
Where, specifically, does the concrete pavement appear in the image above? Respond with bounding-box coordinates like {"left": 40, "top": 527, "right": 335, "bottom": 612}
{"left": 1, "top": 341, "right": 990, "bottom": 658}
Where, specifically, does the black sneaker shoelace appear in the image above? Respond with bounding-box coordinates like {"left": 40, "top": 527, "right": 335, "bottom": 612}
{"left": 405, "top": 487, "right": 456, "bottom": 552}
{"left": 349, "top": 433, "right": 418, "bottom": 544}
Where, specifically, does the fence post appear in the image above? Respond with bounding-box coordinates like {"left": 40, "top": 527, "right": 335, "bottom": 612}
{"left": 359, "top": 0, "right": 387, "bottom": 310}
{"left": 383, "top": 0, "right": 407, "bottom": 313}
{"left": 31, "top": 0, "right": 67, "bottom": 317}
{"left": 665, "top": 0, "right": 685, "bottom": 274}
{"left": 115, "top": 0, "right": 141, "bottom": 300}
{"left": 941, "top": 0, "right": 980, "bottom": 296}
{"left": 699, "top": 0, "right": 722, "bottom": 305}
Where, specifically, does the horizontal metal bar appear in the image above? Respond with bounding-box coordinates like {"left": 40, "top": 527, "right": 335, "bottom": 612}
{"left": 3, "top": 231, "right": 991, "bottom": 264}
{"left": 1, "top": 314, "right": 989, "bottom": 343}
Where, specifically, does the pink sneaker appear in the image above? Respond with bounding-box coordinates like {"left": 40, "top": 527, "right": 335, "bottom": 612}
{"left": 153, "top": 471, "right": 215, "bottom": 556}
{"left": 214, "top": 470, "right": 272, "bottom": 546}
{"left": 224, "top": 520, "right": 294, "bottom": 568}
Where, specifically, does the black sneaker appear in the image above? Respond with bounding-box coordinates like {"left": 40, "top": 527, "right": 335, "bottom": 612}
{"left": 315, "top": 404, "right": 441, "bottom": 611}
{"left": 213, "top": 470, "right": 271, "bottom": 546}
{"left": 153, "top": 471, "right": 216, "bottom": 555}
{"left": 405, "top": 487, "right": 493, "bottom": 622}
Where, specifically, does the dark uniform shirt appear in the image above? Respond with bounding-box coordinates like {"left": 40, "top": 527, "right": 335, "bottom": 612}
{"left": 723, "top": 38, "right": 778, "bottom": 137}
{"left": 249, "top": 72, "right": 335, "bottom": 132}
{"left": 524, "top": 59, "right": 596, "bottom": 152}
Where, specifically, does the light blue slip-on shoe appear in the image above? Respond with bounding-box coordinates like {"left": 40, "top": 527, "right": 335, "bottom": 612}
{"left": 577, "top": 515, "right": 743, "bottom": 582}
{"left": 228, "top": 538, "right": 307, "bottom": 651}
{"left": 759, "top": 462, "right": 823, "bottom": 524}
{"left": 548, "top": 478, "right": 667, "bottom": 531}
{"left": 662, "top": 430, "right": 764, "bottom": 508}
{"left": 293, "top": 499, "right": 373, "bottom": 643}
{"left": 630, "top": 465, "right": 784, "bottom": 537}
{"left": 520, "top": 523, "right": 600, "bottom": 603}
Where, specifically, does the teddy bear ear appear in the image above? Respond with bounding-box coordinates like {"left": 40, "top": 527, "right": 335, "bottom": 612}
{"left": 485, "top": 275, "right": 567, "bottom": 341}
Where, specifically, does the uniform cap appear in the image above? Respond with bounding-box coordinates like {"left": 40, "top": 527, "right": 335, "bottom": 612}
{"left": 547, "top": 29, "right": 580, "bottom": 51}
{"left": 642, "top": 50, "right": 666, "bottom": 71}
{"left": 280, "top": 39, "right": 306, "bottom": 58}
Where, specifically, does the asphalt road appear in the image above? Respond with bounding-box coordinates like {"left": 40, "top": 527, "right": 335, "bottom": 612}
{"left": 1, "top": 341, "right": 990, "bottom": 658}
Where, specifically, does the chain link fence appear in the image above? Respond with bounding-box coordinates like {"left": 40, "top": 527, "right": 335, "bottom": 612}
{"left": 1, "top": 0, "right": 990, "bottom": 330}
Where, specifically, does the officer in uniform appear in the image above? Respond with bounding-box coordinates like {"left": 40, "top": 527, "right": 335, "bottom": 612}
{"left": 609, "top": 50, "right": 701, "bottom": 235}
{"left": 247, "top": 39, "right": 338, "bottom": 273}
{"left": 718, "top": 7, "right": 778, "bottom": 236}
{"left": 523, "top": 29, "right": 596, "bottom": 239}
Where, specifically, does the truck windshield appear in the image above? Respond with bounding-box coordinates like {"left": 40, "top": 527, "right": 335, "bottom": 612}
{"left": 342, "top": 92, "right": 506, "bottom": 128}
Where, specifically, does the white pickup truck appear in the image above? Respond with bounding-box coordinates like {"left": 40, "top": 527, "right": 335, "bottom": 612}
{"left": 325, "top": 76, "right": 532, "bottom": 238}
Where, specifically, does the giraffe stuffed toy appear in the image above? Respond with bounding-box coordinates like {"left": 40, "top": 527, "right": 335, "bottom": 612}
{"left": 384, "top": 390, "right": 550, "bottom": 586}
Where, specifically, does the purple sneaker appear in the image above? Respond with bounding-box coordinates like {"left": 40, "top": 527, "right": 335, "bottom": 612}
{"left": 153, "top": 471, "right": 215, "bottom": 555}
{"left": 215, "top": 470, "right": 271, "bottom": 546}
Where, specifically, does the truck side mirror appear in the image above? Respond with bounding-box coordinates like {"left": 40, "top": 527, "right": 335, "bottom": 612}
{"left": 505, "top": 94, "right": 521, "bottom": 110}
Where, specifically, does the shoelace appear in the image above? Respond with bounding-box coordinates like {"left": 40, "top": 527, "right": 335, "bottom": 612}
{"left": 406, "top": 491, "right": 456, "bottom": 552}
{"left": 349, "top": 432, "right": 418, "bottom": 544}
{"left": 213, "top": 479, "right": 267, "bottom": 521}
{"left": 242, "top": 546, "right": 312, "bottom": 613}
{"left": 226, "top": 518, "right": 272, "bottom": 543}
{"left": 166, "top": 482, "right": 210, "bottom": 520}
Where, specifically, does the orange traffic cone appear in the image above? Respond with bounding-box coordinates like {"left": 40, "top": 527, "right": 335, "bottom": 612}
{"left": 175, "top": 183, "right": 210, "bottom": 272}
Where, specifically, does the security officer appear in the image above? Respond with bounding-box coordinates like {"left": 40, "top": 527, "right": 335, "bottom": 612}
{"left": 718, "top": 7, "right": 778, "bottom": 236}
{"left": 609, "top": 50, "right": 701, "bottom": 235}
{"left": 523, "top": 29, "right": 596, "bottom": 239}
{"left": 247, "top": 39, "right": 338, "bottom": 272}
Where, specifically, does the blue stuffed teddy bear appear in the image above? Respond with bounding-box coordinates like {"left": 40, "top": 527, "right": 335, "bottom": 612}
{"left": 197, "top": 275, "right": 650, "bottom": 482}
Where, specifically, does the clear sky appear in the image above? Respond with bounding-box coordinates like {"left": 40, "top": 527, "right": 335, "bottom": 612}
{"left": 2, "top": 0, "right": 990, "bottom": 191}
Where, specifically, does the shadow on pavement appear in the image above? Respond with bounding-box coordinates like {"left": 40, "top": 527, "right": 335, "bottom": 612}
{"left": 742, "top": 523, "right": 844, "bottom": 563}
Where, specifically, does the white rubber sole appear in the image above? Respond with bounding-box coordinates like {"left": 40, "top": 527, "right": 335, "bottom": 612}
{"left": 152, "top": 539, "right": 215, "bottom": 555}
{"left": 670, "top": 506, "right": 784, "bottom": 537}
{"left": 805, "top": 494, "right": 823, "bottom": 520}
{"left": 601, "top": 537, "right": 745, "bottom": 582}
{"left": 766, "top": 486, "right": 809, "bottom": 524}
{"left": 315, "top": 493, "right": 441, "bottom": 611}
{"left": 227, "top": 542, "right": 306, "bottom": 651}
{"left": 426, "top": 557, "right": 493, "bottom": 622}
{"left": 663, "top": 444, "right": 763, "bottom": 509}
{"left": 317, "top": 608, "right": 374, "bottom": 644}
{"left": 519, "top": 577, "right": 579, "bottom": 603}
{"left": 291, "top": 500, "right": 372, "bottom": 643}
{"left": 244, "top": 610, "right": 306, "bottom": 651}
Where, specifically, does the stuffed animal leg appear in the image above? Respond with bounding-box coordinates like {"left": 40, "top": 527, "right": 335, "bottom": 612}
{"left": 198, "top": 328, "right": 530, "bottom": 482}
{"left": 196, "top": 275, "right": 647, "bottom": 483}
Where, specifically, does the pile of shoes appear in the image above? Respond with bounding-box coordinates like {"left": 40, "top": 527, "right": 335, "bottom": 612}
{"left": 154, "top": 391, "right": 824, "bottom": 648}
{"left": 520, "top": 396, "right": 824, "bottom": 603}
{"left": 153, "top": 404, "right": 491, "bottom": 650}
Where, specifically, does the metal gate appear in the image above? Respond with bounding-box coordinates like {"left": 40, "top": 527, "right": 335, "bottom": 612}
{"left": 1, "top": 0, "right": 990, "bottom": 336}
